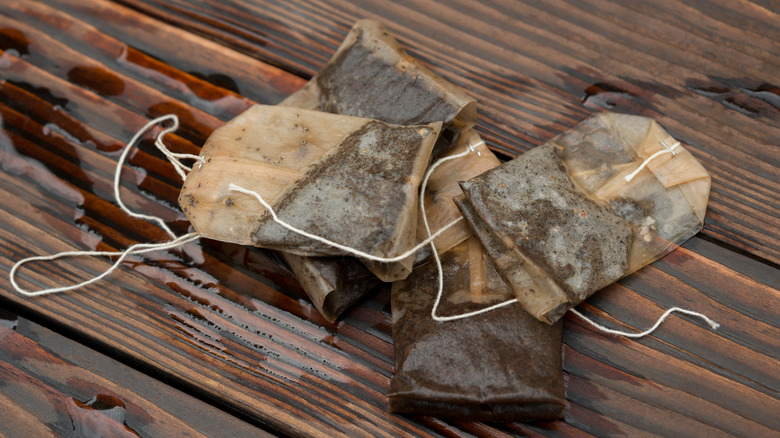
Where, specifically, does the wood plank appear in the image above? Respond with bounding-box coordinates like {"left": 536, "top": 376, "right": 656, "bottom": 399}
{"left": 101, "top": 0, "right": 780, "bottom": 264}
{"left": 0, "top": 0, "right": 777, "bottom": 436}
{"left": 0, "top": 1, "right": 256, "bottom": 122}
{"left": 0, "top": 314, "right": 267, "bottom": 437}
{"left": 33, "top": 0, "right": 304, "bottom": 104}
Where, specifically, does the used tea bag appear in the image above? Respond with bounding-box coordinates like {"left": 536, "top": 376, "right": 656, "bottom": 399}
{"left": 279, "top": 252, "right": 381, "bottom": 322}
{"left": 281, "top": 19, "right": 477, "bottom": 155}
{"left": 277, "top": 130, "right": 497, "bottom": 321}
{"left": 456, "top": 113, "right": 711, "bottom": 324}
{"left": 276, "top": 18, "right": 483, "bottom": 310}
{"left": 389, "top": 237, "right": 566, "bottom": 421}
{"left": 179, "top": 105, "right": 440, "bottom": 269}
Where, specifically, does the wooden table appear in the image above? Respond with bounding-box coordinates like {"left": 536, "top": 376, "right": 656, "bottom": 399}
{"left": 0, "top": 0, "right": 778, "bottom": 436}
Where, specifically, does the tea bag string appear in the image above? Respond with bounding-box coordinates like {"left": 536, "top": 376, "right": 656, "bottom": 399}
{"left": 10, "top": 115, "right": 201, "bottom": 297}
{"left": 9, "top": 234, "right": 200, "bottom": 296}
{"left": 228, "top": 185, "right": 462, "bottom": 263}
{"left": 625, "top": 138, "right": 680, "bottom": 182}
{"left": 569, "top": 307, "right": 719, "bottom": 338}
{"left": 114, "top": 114, "right": 203, "bottom": 239}
{"left": 424, "top": 142, "right": 523, "bottom": 322}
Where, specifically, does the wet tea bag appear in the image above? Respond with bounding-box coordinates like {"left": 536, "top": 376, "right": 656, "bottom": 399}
{"left": 179, "top": 105, "right": 440, "bottom": 269}
{"left": 274, "top": 18, "right": 483, "bottom": 312}
{"left": 455, "top": 113, "right": 711, "bottom": 324}
{"left": 281, "top": 19, "right": 477, "bottom": 155}
{"left": 276, "top": 130, "right": 497, "bottom": 322}
{"left": 389, "top": 237, "right": 566, "bottom": 421}
{"left": 279, "top": 252, "right": 381, "bottom": 323}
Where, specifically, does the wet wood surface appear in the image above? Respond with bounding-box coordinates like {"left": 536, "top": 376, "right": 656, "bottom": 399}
{"left": 0, "top": 0, "right": 777, "bottom": 436}
{"left": 0, "top": 313, "right": 265, "bottom": 437}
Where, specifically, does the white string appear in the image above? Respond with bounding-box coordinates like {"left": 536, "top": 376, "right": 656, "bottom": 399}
{"left": 421, "top": 141, "right": 519, "bottom": 321}
{"left": 11, "top": 115, "right": 201, "bottom": 297}
{"left": 113, "top": 114, "right": 201, "bottom": 239}
{"left": 228, "top": 184, "right": 463, "bottom": 263}
{"left": 10, "top": 233, "right": 199, "bottom": 297}
{"left": 569, "top": 307, "right": 719, "bottom": 338}
{"left": 625, "top": 140, "right": 680, "bottom": 182}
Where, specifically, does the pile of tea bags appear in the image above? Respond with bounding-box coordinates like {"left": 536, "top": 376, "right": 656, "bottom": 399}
{"left": 179, "top": 20, "right": 710, "bottom": 421}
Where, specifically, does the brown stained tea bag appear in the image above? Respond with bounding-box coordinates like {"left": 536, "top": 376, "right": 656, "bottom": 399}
{"left": 277, "top": 129, "right": 497, "bottom": 321}
{"left": 278, "top": 130, "right": 498, "bottom": 321}
{"left": 276, "top": 18, "right": 482, "bottom": 303}
{"left": 456, "top": 113, "right": 711, "bottom": 324}
{"left": 249, "top": 120, "right": 440, "bottom": 258}
{"left": 281, "top": 19, "right": 477, "bottom": 155}
{"left": 179, "top": 105, "right": 441, "bottom": 270}
{"left": 389, "top": 237, "right": 566, "bottom": 421}
{"left": 279, "top": 252, "right": 380, "bottom": 323}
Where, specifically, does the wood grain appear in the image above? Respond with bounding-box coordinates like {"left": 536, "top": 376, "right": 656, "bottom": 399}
{"left": 0, "top": 0, "right": 777, "bottom": 436}
{"left": 0, "top": 316, "right": 266, "bottom": 437}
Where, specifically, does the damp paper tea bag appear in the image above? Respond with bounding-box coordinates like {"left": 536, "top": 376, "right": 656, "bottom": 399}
{"left": 280, "top": 18, "right": 478, "bottom": 283}
{"left": 389, "top": 237, "right": 566, "bottom": 421}
{"left": 276, "top": 130, "right": 498, "bottom": 322}
{"left": 179, "top": 105, "right": 441, "bottom": 269}
{"left": 456, "top": 113, "right": 711, "bottom": 324}
{"left": 270, "top": 17, "right": 484, "bottom": 320}
{"left": 281, "top": 19, "right": 477, "bottom": 155}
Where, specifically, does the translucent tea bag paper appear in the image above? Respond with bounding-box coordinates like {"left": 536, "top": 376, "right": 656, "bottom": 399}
{"left": 389, "top": 238, "right": 566, "bottom": 421}
{"left": 179, "top": 105, "right": 440, "bottom": 266}
{"left": 413, "top": 130, "right": 501, "bottom": 263}
{"left": 456, "top": 113, "right": 711, "bottom": 324}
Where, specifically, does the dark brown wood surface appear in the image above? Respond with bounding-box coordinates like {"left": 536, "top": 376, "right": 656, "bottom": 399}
{"left": 0, "top": 313, "right": 266, "bottom": 437}
{"left": 0, "top": 0, "right": 777, "bottom": 436}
